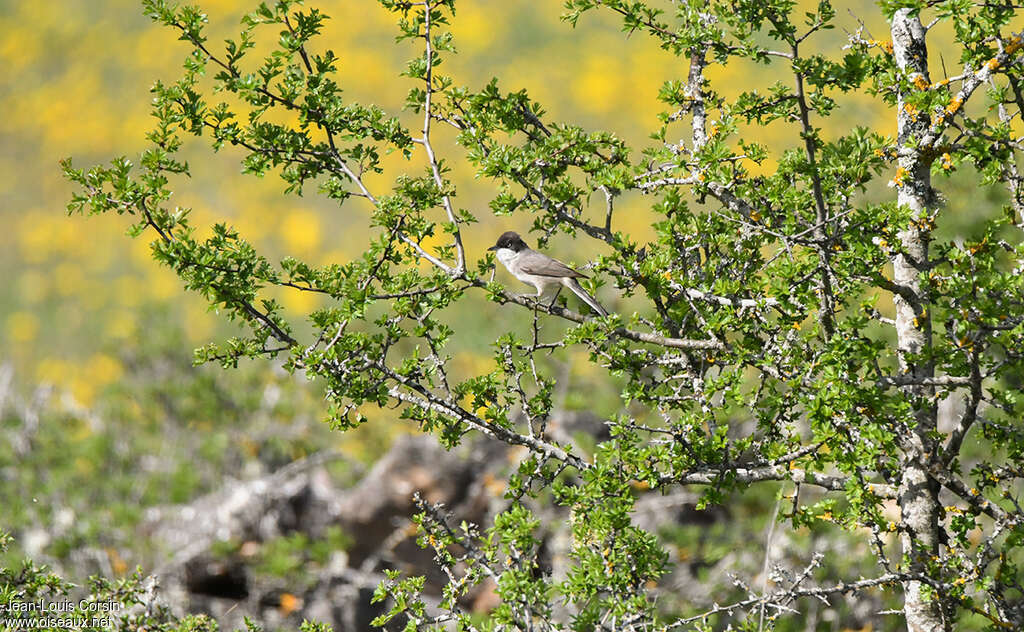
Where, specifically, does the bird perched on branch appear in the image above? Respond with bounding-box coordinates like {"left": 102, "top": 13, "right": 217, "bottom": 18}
{"left": 487, "top": 231, "right": 609, "bottom": 317}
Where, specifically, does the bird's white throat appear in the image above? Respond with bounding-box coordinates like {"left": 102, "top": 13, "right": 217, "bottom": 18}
{"left": 494, "top": 247, "right": 518, "bottom": 269}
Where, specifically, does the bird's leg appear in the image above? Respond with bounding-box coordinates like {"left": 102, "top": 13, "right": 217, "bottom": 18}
{"left": 548, "top": 286, "right": 563, "bottom": 309}
{"left": 513, "top": 287, "right": 537, "bottom": 300}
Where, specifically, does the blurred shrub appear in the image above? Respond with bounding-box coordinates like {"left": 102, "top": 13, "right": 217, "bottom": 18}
{"left": 0, "top": 306, "right": 369, "bottom": 576}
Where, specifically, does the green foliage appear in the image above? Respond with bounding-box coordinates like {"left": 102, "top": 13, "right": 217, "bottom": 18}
{"left": 0, "top": 530, "right": 227, "bottom": 632}
{"left": 0, "top": 309, "right": 348, "bottom": 574}
{"left": 65, "top": 0, "right": 1024, "bottom": 630}
{"left": 252, "top": 527, "right": 352, "bottom": 580}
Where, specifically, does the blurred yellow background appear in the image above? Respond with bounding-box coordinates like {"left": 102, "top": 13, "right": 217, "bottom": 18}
{"left": 0, "top": 0, "right": 935, "bottom": 406}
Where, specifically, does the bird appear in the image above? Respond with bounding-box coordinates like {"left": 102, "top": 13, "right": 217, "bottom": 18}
{"left": 487, "top": 231, "right": 609, "bottom": 317}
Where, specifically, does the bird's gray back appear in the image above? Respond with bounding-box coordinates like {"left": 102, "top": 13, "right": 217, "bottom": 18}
{"left": 516, "top": 249, "right": 586, "bottom": 278}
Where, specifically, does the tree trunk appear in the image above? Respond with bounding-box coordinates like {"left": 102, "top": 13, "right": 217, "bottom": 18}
{"left": 890, "top": 9, "right": 947, "bottom": 632}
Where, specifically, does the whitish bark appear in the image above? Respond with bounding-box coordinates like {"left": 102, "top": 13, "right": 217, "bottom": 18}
{"left": 890, "top": 9, "right": 947, "bottom": 632}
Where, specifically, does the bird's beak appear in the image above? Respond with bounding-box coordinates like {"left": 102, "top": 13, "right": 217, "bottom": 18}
{"left": 487, "top": 245, "right": 499, "bottom": 251}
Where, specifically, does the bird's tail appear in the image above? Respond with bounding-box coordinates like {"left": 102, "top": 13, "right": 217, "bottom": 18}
{"left": 565, "top": 278, "right": 609, "bottom": 317}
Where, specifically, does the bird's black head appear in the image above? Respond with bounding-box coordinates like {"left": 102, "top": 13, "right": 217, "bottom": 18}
{"left": 487, "top": 231, "right": 528, "bottom": 252}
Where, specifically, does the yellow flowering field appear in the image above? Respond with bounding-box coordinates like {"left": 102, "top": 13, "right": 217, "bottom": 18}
{"left": 2, "top": 0, "right": 981, "bottom": 405}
